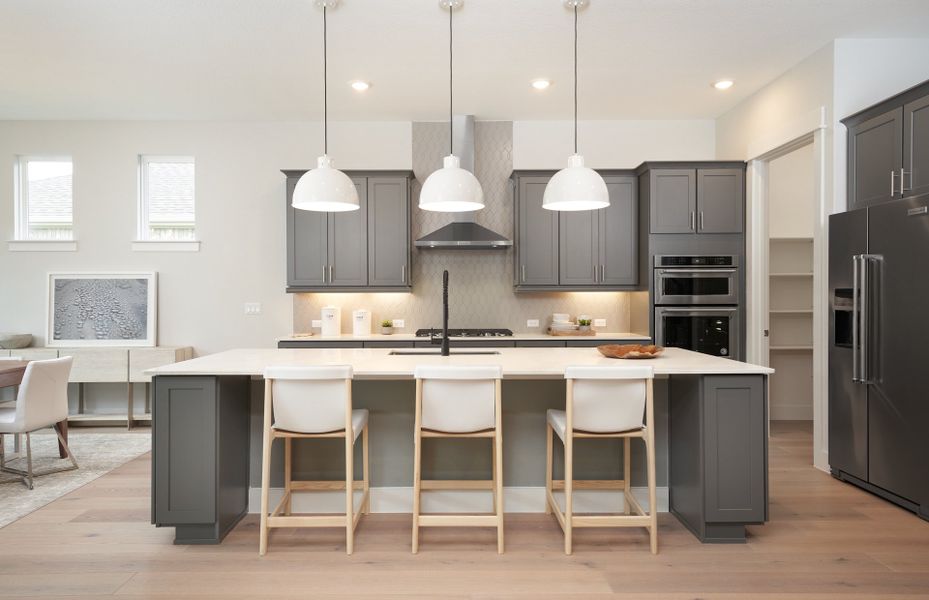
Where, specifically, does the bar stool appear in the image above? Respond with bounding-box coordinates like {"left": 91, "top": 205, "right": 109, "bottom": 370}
{"left": 259, "top": 365, "right": 369, "bottom": 556}
{"left": 545, "top": 365, "right": 657, "bottom": 554}
{"left": 412, "top": 365, "right": 504, "bottom": 554}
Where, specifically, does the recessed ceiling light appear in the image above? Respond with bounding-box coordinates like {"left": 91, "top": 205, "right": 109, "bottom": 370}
{"left": 714, "top": 80, "right": 734, "bottom": 91}
{"left": 350, "top": 80, "right": 370, "bottom": 92}
{"left": 532, "top": 79, "right": 552, "bottom": 90}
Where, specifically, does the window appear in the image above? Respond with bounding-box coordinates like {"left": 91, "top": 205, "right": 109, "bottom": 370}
{"left": 138, "top": 156, "right": 196, "bottom": 241}
{"left": 15, "top": 157, "right": 73, "bottom": 240}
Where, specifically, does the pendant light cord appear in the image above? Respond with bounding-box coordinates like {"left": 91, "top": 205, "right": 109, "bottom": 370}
{"left": 573, "top": 3, "right": 578, "bottom": 155}
{"left": 323, "top": 5, "right": 328, "bottom": 155}
{"left": 449, "top": 4, "right": 453, "bottom": 156}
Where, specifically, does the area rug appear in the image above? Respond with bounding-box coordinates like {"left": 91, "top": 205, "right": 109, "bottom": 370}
{"left": 0, "top": 431, "right": 151, "bottom": 528}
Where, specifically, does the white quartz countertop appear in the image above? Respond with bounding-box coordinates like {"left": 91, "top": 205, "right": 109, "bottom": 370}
{"left": 278, "top": 332, "right": 652, "bottom": 342}
{"left": 148, "top": 347, "right": 772, "bottom": 378}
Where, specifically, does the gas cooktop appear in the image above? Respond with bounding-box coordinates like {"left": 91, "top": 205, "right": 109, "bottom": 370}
{"left": 414, "top": 328, "right": 514, "bottom": 338}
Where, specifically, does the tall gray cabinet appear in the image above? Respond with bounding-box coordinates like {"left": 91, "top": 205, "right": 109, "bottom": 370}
{"left": 513, "top": 171, "right": 639, "bottom": 291}
{"left": 844, "top": 79, "right": 929, "bottom": 210}
{"left": 283, "top": 170, "right": 412, "bottom": 292}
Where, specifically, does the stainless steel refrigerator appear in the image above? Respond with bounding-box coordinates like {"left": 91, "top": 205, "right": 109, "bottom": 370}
{"left": 829, "top": 196, "right": 929, "bottom": 519}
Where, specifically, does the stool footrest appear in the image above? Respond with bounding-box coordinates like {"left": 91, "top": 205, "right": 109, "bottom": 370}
{"left": 417, "top": 515, "right": 499, "bottom": 527}
{"left": 420, "top": 479, "right": 494, "bottom": 490}
{"left": 289, "top": 480, "right": 365, "bottom": 491}
{"left": 571, "top": 515, "right": 652, "bottom": 528}
{"left": 551, "top": 479, "right": 626, "bottom": 491}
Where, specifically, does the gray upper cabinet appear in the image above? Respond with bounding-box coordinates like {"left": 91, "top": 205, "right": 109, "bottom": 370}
{"left": 284, "top": 170, "right": 412, "bottom": 292}
{"left": 842, "top": 80, "right": 929, "bottom": 211}
{"left": 697, "top": 169, "right": 744, "bottom": 233}
{"left": 514, "top": 171, "right": 639, "bottom": 290}
{"left": 649, "top": 169, "right": 696, "bottom": 234}
{"left": 600, "top": 176, "right": 638, "bottom": 285}
{"left": 367, "top": 177, "right": 411, "bottom": 287}
{"left": 847, "top": 107, "right": 903, "bottom": 209}
{"left": 904, "top": 94, "right": 929, "bottom": 199}
{"left": 559, "top": 209, "right": 598, "bottom": 285}
{"left": 517, "top": 176, "right": 559, "bottom": 286}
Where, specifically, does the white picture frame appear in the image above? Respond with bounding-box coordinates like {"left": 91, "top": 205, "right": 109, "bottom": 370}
{"left": 46, "top": 271, "right": 157, "bottom": 347}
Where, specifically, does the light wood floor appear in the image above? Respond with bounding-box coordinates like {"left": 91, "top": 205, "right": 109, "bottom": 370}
{"left": 1, "top": 421, "right": 928, "bottom": 599}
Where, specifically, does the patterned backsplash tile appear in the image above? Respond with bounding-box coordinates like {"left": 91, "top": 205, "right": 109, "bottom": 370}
{"left": 293, "top": 121, "right": 644, "bottom": 334}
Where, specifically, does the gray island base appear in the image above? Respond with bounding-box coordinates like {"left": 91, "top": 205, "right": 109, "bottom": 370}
{"left": 149, "top": 348, "right": 771, "bottom": 546}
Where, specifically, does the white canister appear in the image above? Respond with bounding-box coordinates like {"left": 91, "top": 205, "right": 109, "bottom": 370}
{"left": 352, "top": 309, "right": 372, "bottom": 337}
{"left": 320, "top": 306, "right": 342, "bottom": 337}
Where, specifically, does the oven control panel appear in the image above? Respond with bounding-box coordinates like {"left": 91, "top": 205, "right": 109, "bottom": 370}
{"left": 655, "top": 255, "right": 738, "bottom": 267}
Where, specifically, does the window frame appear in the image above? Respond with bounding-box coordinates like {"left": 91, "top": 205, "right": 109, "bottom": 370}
{"left": 137, "top": 154, "right": 197, "bottom": 243}
{"left": 14, "top": 155, "right": 74, "bottom": 242}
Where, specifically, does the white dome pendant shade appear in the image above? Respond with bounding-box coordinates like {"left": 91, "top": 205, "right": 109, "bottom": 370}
{"left": 418, "top": 0, "right": 484, "bottom": 213}
{"left": 419, "top": 155, "right": 484, "bottom": 212}
{"left": 542, "top": 153, "right": 609, "bottom": 211}
{"left": 293, "top": 155, "right": 359, "bottom": 212}
{"left": 543, "top": 0, "right": 609, "bottom": 212}
{"left": 293, "top": 0, "right": 358, "bottom": 213}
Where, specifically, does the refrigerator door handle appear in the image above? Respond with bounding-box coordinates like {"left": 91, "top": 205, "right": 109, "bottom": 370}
{"left": 852, "top": 254, "right": 860, "bottom": 383}
{"left": 862, "top": 254, "right": 883, "bottom": 385}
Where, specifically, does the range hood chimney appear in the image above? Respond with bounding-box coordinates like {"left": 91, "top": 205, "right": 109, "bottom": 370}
{"left": 415, "top": 115, "right": 513, "bottom": 250}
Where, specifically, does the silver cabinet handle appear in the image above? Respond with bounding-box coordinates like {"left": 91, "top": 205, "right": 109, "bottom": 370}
{"left": 852, "top": 255, "right": 860, "bottom": 382}
{"left": 890, "top": 170, "right": 897, "bottom": 196}
{"left": 521, "top": 265, "right": 526, "bottom": 282}
{"left": 329, "top": 265, "right": 333, "bottom": 282}
{"left": 593, "top": 263, "right": 599, "bottom": 283}
{"left": 901, "top": 168, "right": 911, "bottom": 192}
{"left": 401, "top": 264, "right": 406, "bottom": 283}
{"left": 323, "top": 265, "right": 328, "bottom": 284}
{"left": 699, "top": 211, "right": 705, "bottom": 231}
{"left": 600, "top": 264, "right": 605, "bottom": 282}
{"left": 690, "top": 211, "right": 696, "bottom": 231}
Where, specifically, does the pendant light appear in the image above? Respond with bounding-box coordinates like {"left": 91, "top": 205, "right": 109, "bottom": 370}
{"left": 543, "top": 0, "right": 609, "bottom": 211}
{"left": 293, "top": 0, "right": 360, "bottom": 212}
{"left": 419, "top": 0, "right": 484, "bottom": 212}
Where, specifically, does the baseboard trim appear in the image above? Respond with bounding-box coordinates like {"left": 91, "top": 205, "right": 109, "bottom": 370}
{"left": 248, "top": 486, "right": 669, "bottom": 514}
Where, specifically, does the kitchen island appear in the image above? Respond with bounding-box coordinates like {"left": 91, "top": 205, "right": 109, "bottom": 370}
{"left": 149, "top": 347, "right": 772, "bottom": 546}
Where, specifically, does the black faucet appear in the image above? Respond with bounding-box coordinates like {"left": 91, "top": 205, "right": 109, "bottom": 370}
{"left": 441, "top": 269, "right": 450, "bottom": 356}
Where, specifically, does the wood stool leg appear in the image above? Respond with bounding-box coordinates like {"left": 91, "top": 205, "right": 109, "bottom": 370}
{"left": 646, "top": 379, "right": 658, "bottom": 555}
{"left": 545, "top": 423, "right": 553, "bottom": 514}
{"left": 362, "top": 424, "right": 370, "bottom": 514}
{"left": 623, "top": 436, "right": 632, "bottom": 515}
{"left": 412, "top": 380, "right": 423, "bottom": 554}
{"left": 564, "top": 380, "right": 574, "bottom": 555}
{"left": 494, "top": 378, "right": 504, "bottom": 554}
{"left": 283, "top": 437, "right": 292, "bottom": 516}
{"left": 345, "top": 429, "right": 354, "bottom": 555}
{"left": 258, "top": 380, "right": 273, "bottom": 556}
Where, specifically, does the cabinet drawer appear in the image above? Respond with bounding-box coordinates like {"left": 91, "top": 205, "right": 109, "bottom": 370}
{"left": 57, "top": 348, "right": 128, "bottom": 382}
{"left": 130, "top": 348, "right": 192, "bottom": 383}
{"left": 13, "top": 349, "right": 59, "bottom": 361}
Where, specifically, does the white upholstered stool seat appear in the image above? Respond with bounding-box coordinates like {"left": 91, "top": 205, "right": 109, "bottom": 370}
{"left": 545, "top": 365, "right": 658, "bottom": 555}
{"left": 412, "top": 365, "right": 505, "bottom": 554}
{"left": 259, "top": 365, "right": 370, "bottom": 556}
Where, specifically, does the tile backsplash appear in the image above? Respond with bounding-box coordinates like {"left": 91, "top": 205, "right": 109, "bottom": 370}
{"left": 293, "top": 121, "right": 648, "bottom": 335}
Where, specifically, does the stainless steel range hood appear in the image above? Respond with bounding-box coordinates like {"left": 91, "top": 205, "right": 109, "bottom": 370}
{"left": 415, "top": 115, "right": 513, "bottom": 250}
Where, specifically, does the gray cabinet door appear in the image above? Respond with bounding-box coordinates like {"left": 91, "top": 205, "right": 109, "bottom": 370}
{"left": 559, "top": 209, "right": 598, "bottom": 285}
{"left": 287, "top": 176, "right": 328, "bottom": 287}
{"left": 517, "top": 176, "right": 559, "bottom": 286}
{"left": 328, "top": 180, "right": 368, "bottom": 287}
{"left": 649, "top": 169, "right": 696, "bottom": 233}
{"left": 703, "top": 375, "right": 767, "bottom": 523}
{"left": 153, "top": 376, "right": 216, "bottom": 525}
{"left": 848, "top": 107, "right": 903, "bottom": 210}
{"left": 697, "top": 169, "right": 744, "bottom": 233}
{"left": 367, "top": 177, "right": 410, "bottom": 287}
{"left": 600, "top": 176, "right": 638, "bottom": 285}
{"left": 904, "top": 94, "right": 929, "bottom": 199}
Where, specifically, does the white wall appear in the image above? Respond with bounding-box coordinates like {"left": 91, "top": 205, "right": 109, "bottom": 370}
{"left": 513, "top": 120, "right": 716, "bottom": 169}
{"left": 0, "top": 120, "right": 412, "bottom": 354}
{"left": 769, "top": 143, "right": 815, "bottom": 239}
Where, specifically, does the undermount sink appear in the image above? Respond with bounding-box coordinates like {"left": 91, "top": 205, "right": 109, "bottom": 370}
{"left": 388, "top": 350, "right": 501, "bottom": 356}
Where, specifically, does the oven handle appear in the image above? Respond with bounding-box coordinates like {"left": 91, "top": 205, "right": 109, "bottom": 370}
{"left": 657, "top": 307, "right": 738, "bottom": 313}
{"left": 657, "top": 268, "right": 737, "bottom": 274}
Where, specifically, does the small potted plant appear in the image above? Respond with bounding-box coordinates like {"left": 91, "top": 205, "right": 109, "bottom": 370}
{"left": 380, "top": 319, "right": 394, "bottom": 335}
{"left": 577, "top": 318, "right": 592, "bottom": 332}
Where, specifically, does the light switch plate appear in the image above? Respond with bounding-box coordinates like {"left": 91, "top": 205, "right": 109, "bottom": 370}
{"left": 393, "top": 319, "right": 405, "bottom": 328}
{"left": 244, "top": 302, "right": 261, "bottom": 315}
{"left": 527, "top": 319, "right": 540, "bottom": 328}
{"left": 311, "top": 319, "right": 322, "bottom": 328}
{"left": 594, "top": 318, "right": 607, "bottom": 328}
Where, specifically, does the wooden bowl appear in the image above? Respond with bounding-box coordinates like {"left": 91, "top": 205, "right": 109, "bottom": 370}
{"left": 596, "top": 344, "right": 664, "bottom": 359}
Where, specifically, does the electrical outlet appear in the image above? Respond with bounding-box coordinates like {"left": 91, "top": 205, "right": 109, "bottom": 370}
{"left": 594, "top": 318, "right": 607, "bottom": 328}
{"left": 527, "top": 319, "right": 540, "bottom": 328}
{"left": 311, "top": 319, "right": 322, "bottom": 328}
{"left": 244, "top": 302, "right": 261, "bottom": 316}
{"left": 393, "top": 319, "right": 405, "bottom": 329}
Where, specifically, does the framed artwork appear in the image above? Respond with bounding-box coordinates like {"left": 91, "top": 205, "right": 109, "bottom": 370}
{"left": 46, "top": 272, "right": 157, "bottom": 347}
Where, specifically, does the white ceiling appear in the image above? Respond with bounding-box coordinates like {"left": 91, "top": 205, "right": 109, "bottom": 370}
{"left": 2, "top": 0, "right": 929, "bottom": 121}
